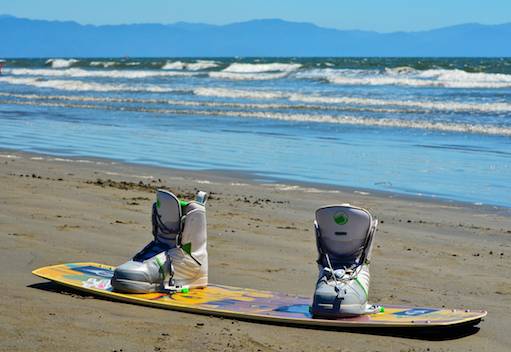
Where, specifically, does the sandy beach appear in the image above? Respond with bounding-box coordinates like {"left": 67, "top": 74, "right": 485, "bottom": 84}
{"left": 1, "top": 151, "right": 510, "bottom": 352}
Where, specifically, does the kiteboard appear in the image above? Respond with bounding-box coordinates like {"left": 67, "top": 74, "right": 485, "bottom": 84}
{"left": 32, "top": 263, "right": 486, "bottom": 330}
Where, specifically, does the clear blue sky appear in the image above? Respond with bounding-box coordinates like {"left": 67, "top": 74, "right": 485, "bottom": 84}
{"left": 1, "top": 0, "right": 510, "bottom": 32}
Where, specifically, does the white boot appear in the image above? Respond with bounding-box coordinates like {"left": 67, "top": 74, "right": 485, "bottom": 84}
{"left": 111, "top": 189, "right": 208, "bottom": 293}
{"left": 166, "top": 201, "right": 208, "bottom": 289}
{"left": 311, "top": 204, "right": 380, "bottom": 317}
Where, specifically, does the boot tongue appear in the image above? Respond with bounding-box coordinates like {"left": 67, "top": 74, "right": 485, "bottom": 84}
{"left": 154, "top": 190, "right": 182, "bottom": 244}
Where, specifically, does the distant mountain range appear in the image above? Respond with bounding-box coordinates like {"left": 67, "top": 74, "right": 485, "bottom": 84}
{"left": 2, "top": 15, "right": 511, "bottom": 57}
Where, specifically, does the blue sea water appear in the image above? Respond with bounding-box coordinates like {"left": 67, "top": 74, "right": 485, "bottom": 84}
{"left": 0, "top": 57, "right": 510, "bottom": 207}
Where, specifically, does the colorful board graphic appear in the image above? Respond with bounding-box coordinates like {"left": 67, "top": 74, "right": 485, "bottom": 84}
{"left": 33, "top": 263, "right": 486, "bottom": 329}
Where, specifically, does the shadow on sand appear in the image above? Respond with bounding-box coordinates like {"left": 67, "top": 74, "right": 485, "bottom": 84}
{"left": 29, "top": 281, "right": 482, "bottom": 341}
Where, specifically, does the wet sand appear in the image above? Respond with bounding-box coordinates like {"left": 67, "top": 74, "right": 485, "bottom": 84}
{"left": 0, "top": 151, "right": 510, "bottom": 352}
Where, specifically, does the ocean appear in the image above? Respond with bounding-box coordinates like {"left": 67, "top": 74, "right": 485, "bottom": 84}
{"left": 0, "top": 57, "right": 510, "bottom": 207}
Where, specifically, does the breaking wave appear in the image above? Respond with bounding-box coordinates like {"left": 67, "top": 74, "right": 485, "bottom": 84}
{"left": 45, "top": 58, "right": 79, "bottom": 69}
{"left": 90, "top": 61, "right": 118, "bottom": 68}
{"left": 3, "top": 76, "right": 510, "bottom": 113}
{"left": 222, "top": 63, "right": 302, "bottom": 73}
{"left": 2, "top": 97, "right": 510, "bottom": 137}
{"left": 208, "top": 71, "right": 290, "bottom": 80}
{"left": 192, "top": 87, "right": 511, "bottom": 113}
{"left": 209, "top": 62, "right": 302, "bottom": 80}
{"left": 194, "top": 87, "right": 284, "bottom": 100}
{"left": 296, "top": 68, "right": 511, "bottom": 89}
{"left": 8, "top": 60, "right": 511, "bottom": 88}
{"left": 9, "top": 68, "right": 200, "bottom": 79}
{"left": 162, "top": 60, "right": 218, "bottom": 71}
{"left": 0, "top": 76, "right": 179, "bottom": 93}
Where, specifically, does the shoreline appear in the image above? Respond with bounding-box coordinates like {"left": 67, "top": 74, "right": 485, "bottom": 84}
{"left": 2, "top": 148, "right": 509, "bottom": 216}
{"left": 1, "top": 148, "right": 510, "bottom": 351}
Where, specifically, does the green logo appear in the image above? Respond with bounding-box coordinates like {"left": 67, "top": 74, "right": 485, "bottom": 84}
{"left": 156, "top": 198, "right": 161, "bottom": 208}
{"left": 181, "top": 242, "right": 192, "bottom": 255}
{"left": 333, "top": 213, "right": 348, "bottom": 225}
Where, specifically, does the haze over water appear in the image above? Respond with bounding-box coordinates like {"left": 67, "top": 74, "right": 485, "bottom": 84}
{"left": 1, "top": 57, "right": 510, "bottom": 207}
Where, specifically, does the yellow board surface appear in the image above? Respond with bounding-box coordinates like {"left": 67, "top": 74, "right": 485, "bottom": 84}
{"left": 33, "top": 263, "right": 487, "bottom": 329}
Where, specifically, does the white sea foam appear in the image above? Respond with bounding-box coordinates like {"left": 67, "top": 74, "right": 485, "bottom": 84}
{"left": 209, "top": 71, "right": 290, "bottom": 81}
{"left": 10, "top": 68, "right": 199, "bottom": 79}
{"left": 265, "top": 183, "right": 340, "bottom": 194}
{"left": 3, "top": 80, "right": 510, "bottom": 113}
{"left": 209, "top": 62, "right": 301, "bottom": 80}
{"left": 208, "top": 110, "right": 511, "bottom": 136}
{"left": 233, "top": 111, "right": 511, "bottom": 136}
{"left": 4, "top": 81, "right": 509, "bottom": 114}
{"left": 52, "top": 157, "right": 93, "bottom": 163}
{"left": 193, "top": 87, "right": 284, "bottom": 100}
{"left": 187, "top": 60, "right": 219, "bottom": 71}
{"left": 287, "top": 94, "right": 511, "bottom": 113}
{"left": 296, "top": 68, "right": 511, "bottom": 89}
{"left": 162, "top": 60, "right": 218, "bottom": 71}
{"left": 90, "top": 61, "right": 117, "bottom": 68}
{"left": 4, "top": 97, "right": 510, "bottom": 137}
{"left": 44, "top": 157, "right": 109, "bottom": 165}
{"left": 194, "top": 87, "right": 511, "bottom": 113}
{"left": 0, "top": 76, "right": 178, "bottom": 93}
{"left": 12, "top": 63, "right": 511, "bottom": 88}
{"left": 45, "top": 58, "right": 79, "bottom": 69}
{"left": 297, "top": 68, "right": 434, "bottom": 87}
{"left": 0, "top": 91, "right": 411, "bottom": 115}
{"left": 385, "top": 66, "right": 417, "bottom": 74}
{"left": 416, "top": 69, "right": 511, "bottom": 88}
{"left": 162, "top": 61, "right": 186, "bottom": 70}
{"left": 223, "top": 63, "right": 301, "bottom": 73}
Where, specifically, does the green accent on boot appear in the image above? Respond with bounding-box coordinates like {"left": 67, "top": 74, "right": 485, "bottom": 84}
{"left": 181, "top": 287, "right": 189, "bottom": 293}
{"left": 155, "top": 257, "right": 165, "bottom": 276}
{"left": 181, "top": 242, "right": 192, "bottom": 255}
{"left": 179, "top": 200, "right": 189, "bottom": 207}
{"left": 354, "top": 277, "right": 368, "bottom": 300}
{"left": 333, "top": 212, "right": 349, "bottom": 225}
{"left": 156, "top": 198, "right": 161, "bottom": 208}
{"left": 379, "top": 306, "right": 385, "bottom": 313}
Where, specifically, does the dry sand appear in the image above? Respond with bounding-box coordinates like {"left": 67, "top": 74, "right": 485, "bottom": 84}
{"left": 0, "top": 151, "right": 510, "bottom": 352}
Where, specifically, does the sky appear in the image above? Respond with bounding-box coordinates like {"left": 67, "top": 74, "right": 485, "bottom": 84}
{"left": 1, "top": 0, "right": 510, "bottom": 32}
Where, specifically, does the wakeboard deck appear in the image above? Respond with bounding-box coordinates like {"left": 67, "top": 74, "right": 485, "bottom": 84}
{"left": 32, "top": 263, "right": 486, "bottom": 330}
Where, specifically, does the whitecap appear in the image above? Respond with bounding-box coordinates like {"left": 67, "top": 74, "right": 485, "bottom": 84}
{"left": 209, "top": 71, "right": 290, "bottom": 81}
{"left": 296, "top": 67, "right": 511, "bottom": 89}
{"left": 186, "top": 60, "right": 218, "bottom": 71}
{"left": 222, "top": 62, "right": 301, "bottom": 73}
{"left": 0, "top": 76, "right": 179, "bottom": 93}
{"left": 162, "top": 60, "right": 218, "bottom": 71}
{"left": 194, "top": 86, "right": 511, "bottom": 113}
{"left": 162, "top": 61, "right": 186, "bottom": 70}
{"left": 4, "top": 96, "right": 511, "bottom": 136}
{"left": 90, "top": 61, "right": 117, "bottom": 68}
{"left": 45, "top": 58, "right": 79, "bottom": 69}
{"left": 10, "top": 68, "right": 199, "bottom": 79}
